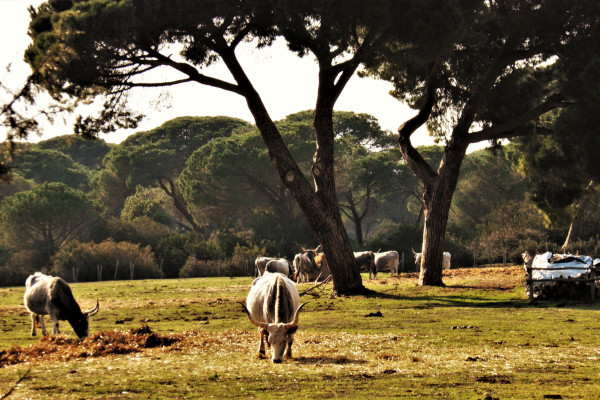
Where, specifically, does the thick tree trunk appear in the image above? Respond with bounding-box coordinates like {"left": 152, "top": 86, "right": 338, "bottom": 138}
{"left": 312, "top": 105, "right": 364, "bottom": 295}
{"left": 405, "top": 126, "right": 468, "bottom": 286}
{"left": 219, "top": 47, "right": 364, "bottom": 295}
{"left": 419, "top": 186, "right": 453, "bottom": 286}
{"left": 314, "top": 213, "right": 364, "bottom": 294}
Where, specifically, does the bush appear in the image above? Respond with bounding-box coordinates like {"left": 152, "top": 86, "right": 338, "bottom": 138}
{"left": 51, "top": 240, "right": 163, "bottom": 282}
{"left": 230, "top": 244, "right": 264, "bottom": 277}
{"left": 0, "top": 264, "right": 32, "bottom": 287}
{"left": 178, "top": 244, "right": 262, "bottom": 278}
{"left": 0, "top": 248, "right": 53, "bottom": 287}
{"left": 179, "top": 257, "right": 222, "bottom": 278}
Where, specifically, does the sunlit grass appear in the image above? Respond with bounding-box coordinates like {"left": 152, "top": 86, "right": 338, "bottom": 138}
{"left": 2, "top": 267, "right": 600, "bottom": 399}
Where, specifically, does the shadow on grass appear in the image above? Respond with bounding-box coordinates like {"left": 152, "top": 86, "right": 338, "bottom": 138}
{"left": 358, "top": 286, "right": 599, "bottom": 310}
{"left": 292, "top": 356, "right": 368, "bottom": 365}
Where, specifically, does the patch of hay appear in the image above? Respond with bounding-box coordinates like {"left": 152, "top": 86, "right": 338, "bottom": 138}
{"left": 0, "top": 324, "right": 182, "bottom": 368}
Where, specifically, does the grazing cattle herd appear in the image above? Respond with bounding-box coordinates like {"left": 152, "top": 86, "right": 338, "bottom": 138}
{"left": 22, "top": 246, "right": 450, "bottom": 363}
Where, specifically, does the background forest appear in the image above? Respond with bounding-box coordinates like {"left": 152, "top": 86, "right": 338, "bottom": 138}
{"left": 1, "top": 111, "right": 599, "bottom": 286}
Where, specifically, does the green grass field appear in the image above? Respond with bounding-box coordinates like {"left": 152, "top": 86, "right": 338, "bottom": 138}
{"left": 1, "top": 267, "right": 600, "bottom": 399}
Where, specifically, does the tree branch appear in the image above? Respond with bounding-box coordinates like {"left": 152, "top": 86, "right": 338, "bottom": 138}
{"left": 146, "top": 49, "right": 243, "bottom": 95}
{"left": 468, "top": 94, "right": 570, "bottom": 143}
{"left": 397, "top": 63, "right": 438, "bottom": 187}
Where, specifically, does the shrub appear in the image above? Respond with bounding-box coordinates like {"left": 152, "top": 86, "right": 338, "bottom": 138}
{"left": 230, "top": 244, "right": 264, "bottom": 277}
{"left": 51, "top": 240, "right": 163, "bottom": 282}
{"left": 179, "top": 257, "right": 222, "bottom": 278}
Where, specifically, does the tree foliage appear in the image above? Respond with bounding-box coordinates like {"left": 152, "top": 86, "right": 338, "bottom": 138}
{"left": 52, "top": 239, "right": 163, "bottom": 282}
{"left": 0, "top": 182, "right": 100, "bottom": 264}
{"left": 364, "top": 0, "right": 600, "bottom": 285}
{"left": 12, "top": 147, "right": 92, "bottom": 191}
{"left": 36, "top": 135, "right": 112, "bottom": 170}
{"left": 93, "top": 116, "right": 251, "bottom": 230}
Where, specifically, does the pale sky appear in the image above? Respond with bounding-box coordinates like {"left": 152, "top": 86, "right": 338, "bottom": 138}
{"left": 0, "top": 0, "right": 447, "bottom": 149}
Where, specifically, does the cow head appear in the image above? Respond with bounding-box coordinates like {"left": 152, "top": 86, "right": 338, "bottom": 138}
{"left": 241, "top": 302, "right": 307, "bottom": 363}
{"left": 71, "top": 300, "right": 100, "bottom": 339}
{"left": 302, "top": 245, "right": 324, "bottom": 270}
{"left": 412, "top": 248, "right": 422, "bottom": 266}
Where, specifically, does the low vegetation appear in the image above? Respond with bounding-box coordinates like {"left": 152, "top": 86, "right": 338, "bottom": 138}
{"left": 1, "top": 267, "right": 600, "bottom": 398}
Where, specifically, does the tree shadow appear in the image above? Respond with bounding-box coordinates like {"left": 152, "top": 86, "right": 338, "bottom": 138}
{"left": 353, "top": 286, "right": 599, "bottom": 310}
{"left": 291, "top": 356, "right": 368, "bottom": 366}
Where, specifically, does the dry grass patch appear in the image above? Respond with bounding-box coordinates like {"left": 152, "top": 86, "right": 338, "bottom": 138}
{"left": 0, "top": 325, "right": 182, "bottom": 367}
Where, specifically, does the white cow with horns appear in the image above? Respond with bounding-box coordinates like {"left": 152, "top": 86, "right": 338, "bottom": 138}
{"left": 24, "top": 272, "right": 99, "bottom": 338}
{"left": 374, "top": 250, "right": 400, "bottom": 277}
{"left": 413, "top": 249, "right": 451, "bottom": 270}
{"left": 255, "top": 257, "right": 291, "bottom": 278}
{"left": 241, "top": 272, "right": 307, "bottom": 363}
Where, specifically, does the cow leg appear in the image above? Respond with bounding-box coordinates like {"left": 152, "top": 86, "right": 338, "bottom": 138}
{"left": 284, "top": 334, "right": 294, "bottom": 358}
{"left": 258, "top": 328, "right": 266, "bottom": 358}
{"left": 50, "top": 314, "right": 60, "bottom": 335}
{"left": 39, "top": 315, "right": 48, "bottom": 336}
{"left": 30, "top": 314, "right": 37, "bottom": 336}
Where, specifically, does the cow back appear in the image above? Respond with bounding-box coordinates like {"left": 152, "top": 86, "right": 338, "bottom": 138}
{"left": 265, "top": 259, "right": 290, "bottom": 276}
{"left": 246, "top": 273, "right": 299, "bottom": 325}
{"left": 48, "top": 278, "right": 84, "bottom": 322}
{"left": 24, "top": 274, "right": 54, "bottom": 315}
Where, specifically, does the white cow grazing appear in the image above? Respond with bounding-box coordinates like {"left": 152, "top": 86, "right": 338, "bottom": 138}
{"left": 293, "top": 253, "right": 312, "bottom": 283}
{"left": 374, "top": 251, "right": 400, "bottom": 277}
{"left": 265, "top": 258, "right": 291, "bottom": 277}
{"left": 255, "top": 256, "right": 278, "bottom": 277}
{"left": 24, "top": 272, "right": 99, "bottom": 338}
{"left": 241, "top": 272, "right": 306, "bottom": 363}
{"left": 413, "top": 251, "right": 451, "bottom": 270}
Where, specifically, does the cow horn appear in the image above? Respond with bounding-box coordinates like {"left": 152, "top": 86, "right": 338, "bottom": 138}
{"left": 411, "top": 247, "right": 417, "bottom": 255}
{"left": 239, "top": 302, "right": 267, "bottom": 329}
{"left": 315, "top": 245, "right": 322, "bottom": 252}
{"left": 284, "top": 302, "right": 308, "bottom": 330}
{"left": 85, "top": 300, "right": 99, "bottom": 316}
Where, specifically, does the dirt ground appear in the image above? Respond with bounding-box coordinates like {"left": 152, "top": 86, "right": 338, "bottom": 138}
{"left": 374, "top": 265, "right": 524, "bottom": 290}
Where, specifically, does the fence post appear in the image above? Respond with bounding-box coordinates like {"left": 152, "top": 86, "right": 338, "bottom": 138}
{"left": 129, "top": 261, "right": 134, "bottom": 280}
{"left": 401, "top": 252, "right": 404, "bottom": 274}
{"left": 590, "top": 264, "right": 596, "bottom": 302}
{"left": 527, "top": 266, "right": 534, "bottom": 304}
{"left": 97, "top": 264, "right": 102, "bottom": 281}
{"left": 114, "top": 260, "right": 119, "bottom": 280}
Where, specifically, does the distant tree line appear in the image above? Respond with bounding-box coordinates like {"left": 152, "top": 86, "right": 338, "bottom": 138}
{"left": 2, "top": 113, "right": 599, "bottom": 286}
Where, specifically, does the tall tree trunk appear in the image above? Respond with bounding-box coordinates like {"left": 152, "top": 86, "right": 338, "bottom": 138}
{"left": 417, "top": 138, "right": 467, "bottom": 285}
{"left": 312, "top": 104, "right": 363, "bottom": 294}
{"left": 342, "top": 193, "right": 365, "bottom": 246}
{"left": 158, "top": 178, "right": 200, "bottom": 232}
{"left": 561, "top": 181, "right": 596, "bottom": 251}
{"left": 221, "top": 50, "right": 364, "bottom": 295}
{"left": 355, "top": 215, "right": 364, "bottom": 247}
{"left": 419, "top": 181, "right": 454, "bottom": 285}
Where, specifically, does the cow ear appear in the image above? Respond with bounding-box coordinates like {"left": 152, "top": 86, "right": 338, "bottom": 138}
{"left": 286, "top": 326, "right": 298, "bottom": 335}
